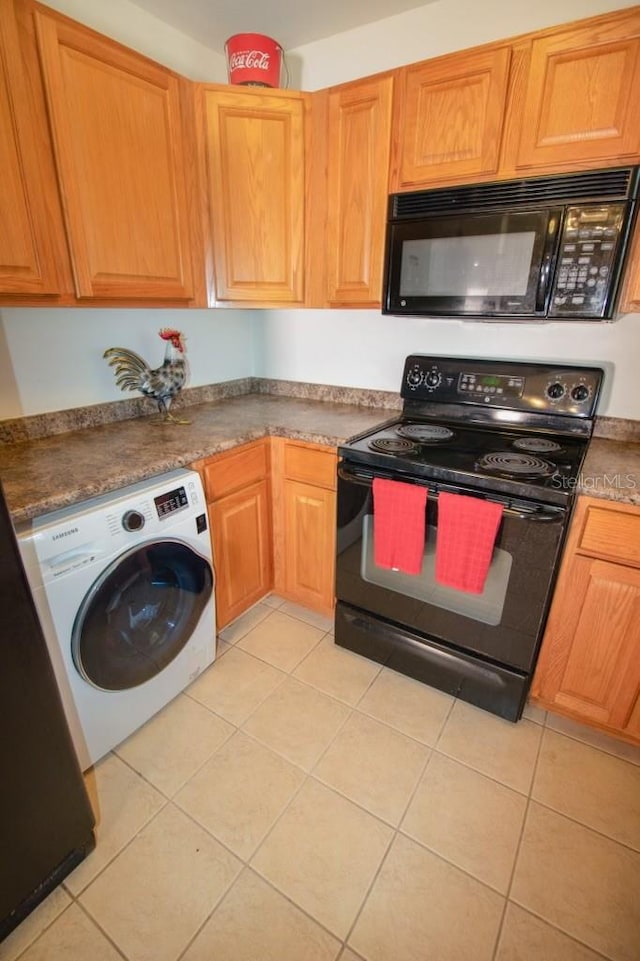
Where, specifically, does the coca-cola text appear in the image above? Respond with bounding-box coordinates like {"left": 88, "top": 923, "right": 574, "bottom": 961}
{"left": 229, "top": 50, "right": 271, "bottom": 71}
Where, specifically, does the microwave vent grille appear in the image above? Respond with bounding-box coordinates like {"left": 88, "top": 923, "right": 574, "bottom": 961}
{"left": 392, "top": 167, "right": 638, "bottom": 218}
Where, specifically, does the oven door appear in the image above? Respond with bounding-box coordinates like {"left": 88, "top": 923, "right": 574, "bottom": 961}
{"left": 383, "top": 208, "right": 561, "bottom": 317}
{"left": 335, "top": 462, "right": 567, "bottom": 674}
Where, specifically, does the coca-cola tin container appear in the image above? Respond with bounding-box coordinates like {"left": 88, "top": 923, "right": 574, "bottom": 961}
{"left": 225, "top": 34, "right": 283, "bottom": 87}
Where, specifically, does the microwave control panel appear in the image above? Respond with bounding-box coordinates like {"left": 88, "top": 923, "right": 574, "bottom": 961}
{"left": 549, "top": 203, "right": 625, "bottom": 317}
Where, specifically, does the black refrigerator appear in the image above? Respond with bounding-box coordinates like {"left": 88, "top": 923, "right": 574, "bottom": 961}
{"left": 0, "top": 482, "right": 95, "bottom": 941}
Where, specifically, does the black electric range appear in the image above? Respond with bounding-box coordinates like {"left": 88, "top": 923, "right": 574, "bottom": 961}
{"left": 334, "top": 356, "right": 604, "bottom": 721}
{"left": 341, "top": 356, "right": 603, "bottom": 507}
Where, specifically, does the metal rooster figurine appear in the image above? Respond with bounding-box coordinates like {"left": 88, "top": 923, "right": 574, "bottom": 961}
{"left": 103, "top": 328, "right": 189, "bottom": 423}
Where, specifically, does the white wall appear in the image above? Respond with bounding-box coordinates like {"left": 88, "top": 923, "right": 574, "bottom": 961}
{"left": 255, "top": 309, "right": 639, "bottom": 419}
{"left": 291, "top": 0, "right": 640, "bottom": 88}
{"left": 3, "top": 0, "right": 640, "bottom": 422}
{"left": 0, "top": 1, "right": 234, "bottom": 422}
{"left": 38, "top": 0, "right": 226, "bottom": 80}
{"left": 0, "top": 309, "right": 257, "bottom": 418}
{"left": 264, "top": 0, "right": 640, "bottom": 421}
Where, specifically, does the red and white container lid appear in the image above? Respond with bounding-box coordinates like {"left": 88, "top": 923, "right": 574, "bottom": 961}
{"left": 225, "top": 33, "right": 283, "bottom": 87}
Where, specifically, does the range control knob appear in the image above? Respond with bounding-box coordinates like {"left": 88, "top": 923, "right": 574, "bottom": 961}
{"left": 425, "top": 370, "right": 442, "bottom": 389}
{"left": 546, "top": 382, "right": 565, "bottom": 400}
{"left": 122, "top": 509, "right": 145, "bottom": 532}
{"left": 571, "top": 384, "right": 590, "bottom": 403}
{"left": 406, "top": 366, "right": 424, "bottom": 389}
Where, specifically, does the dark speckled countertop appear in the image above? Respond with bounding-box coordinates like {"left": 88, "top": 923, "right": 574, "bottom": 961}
{"left": 579, "top": 437, "right": 640, "bottom": 506}
{"left": 2, "top": 385, "right": 639, "bottom": 523}
{"left": 1, "top": 394, "right": 394, "bottom": 523}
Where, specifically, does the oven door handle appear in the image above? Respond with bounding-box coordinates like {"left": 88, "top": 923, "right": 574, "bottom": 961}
{"left": 337, "top": 465, "right": 566, "bottom": 523}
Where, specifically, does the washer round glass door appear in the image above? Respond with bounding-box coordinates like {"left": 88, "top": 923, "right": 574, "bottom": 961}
{"left": 71, "top": 539, "right": 213, "bottom": 691}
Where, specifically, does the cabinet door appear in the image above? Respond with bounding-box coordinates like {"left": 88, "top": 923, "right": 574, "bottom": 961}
{"left": 201, "top": 87, "right": 305, "bottom": 305}
{"left": 210, "top": 480, "right": 273, "bottom": 630}
{"left": 514, "top": 11, "right": 640, "bottom": 171}
{"left": 620, "top": 221, "right": 640, "bottom": 313}
{"left": 283, "top": 479, "right": 336, "bottom": 616}
{"left": 534, "top": 555, "right": 640, "bottom": 733}
{"left": 34, "top": 11, "right": 195, "bottom": 301}
{"left": 0, "top": 0, "right": 68, "bottom": 297}
{"left": 325, "top": 75, "right": 393, "bottom": 306}
{"left": 392, "top": 45, "right": 511, "bottom": 189}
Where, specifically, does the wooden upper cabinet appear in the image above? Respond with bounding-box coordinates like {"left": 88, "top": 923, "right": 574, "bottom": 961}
{"left": 391, "top": 45, "right": 511, "bottom": 190}
{"left": 513, "top": 9, "right": 640, "bottom": 172}
{"left": 0, "top": 0, "right": 70, "bottom": 298}
{"left": 200, "top": 86, "right": 306, "bottom": 305}
{"left": 619, "top": 217, "right": 640, "bottom": 313}
{"left": 325, "top": 74, "right": 394, "bottom": 306}
{"left": 34, "top": 9, "right": 196, "bottom": 302}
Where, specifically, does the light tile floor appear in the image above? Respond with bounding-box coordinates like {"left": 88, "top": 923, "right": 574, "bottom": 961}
{"left": 3, "top": 595, "right": 640, "bottom": 961}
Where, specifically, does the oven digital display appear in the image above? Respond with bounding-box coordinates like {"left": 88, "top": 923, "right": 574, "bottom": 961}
{"left": 154, "top": 486, "right": 188, "bottom": 519}
{"left": 458, "top": 372, "right": 525, "bottom": 398}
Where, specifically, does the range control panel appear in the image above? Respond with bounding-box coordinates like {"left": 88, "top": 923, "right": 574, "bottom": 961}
{"left": 549, "top": 203, "right": 625, "bottom": 317}
{"left": 402, "top": 355, "right": 604, "bottom": 417}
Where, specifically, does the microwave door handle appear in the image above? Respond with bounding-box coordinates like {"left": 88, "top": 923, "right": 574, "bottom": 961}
{"left": 535, "top": 212, "right": 561, "bottom": 313}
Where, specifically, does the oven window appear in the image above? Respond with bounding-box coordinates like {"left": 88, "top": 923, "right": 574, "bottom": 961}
{"left": 360, "top": 517, "right": 512, "bottom": 626}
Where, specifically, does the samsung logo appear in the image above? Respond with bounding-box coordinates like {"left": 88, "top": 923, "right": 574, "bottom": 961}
{"left": 52, "top": 528, "right": 79, "bottom": 540}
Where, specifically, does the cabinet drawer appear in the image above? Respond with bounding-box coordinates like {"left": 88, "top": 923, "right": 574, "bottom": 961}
{"left": 579, "top": 505, "right": 640, "bottom": 567}
{"left": 283, "top": 443, "right": 337, "bottom": 490}
{"left": 202, "top": 441, "right": 269, "bottom": 501}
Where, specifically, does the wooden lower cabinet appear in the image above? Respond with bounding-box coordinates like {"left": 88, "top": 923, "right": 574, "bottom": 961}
{"left": 192, "top": 437, "right": 337, "bottom": 630}
{"left": 209, "top": 480, "right": 272, "bottom": 629}
{"left": 282, "top": 480, "right": 336, "bottom": 615}
{"left": 532, "top": 496, "right": 640, "bottom": 744}
{"left": 192, "top": 439, "right": 273, "bottom": 631}
{"left": 273, "top": 439, "right": 337, "bottom": 619}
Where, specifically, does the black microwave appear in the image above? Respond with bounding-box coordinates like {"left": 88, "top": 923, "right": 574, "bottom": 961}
{"left": 383, "top": 167, "right": 640, "bottom": 320}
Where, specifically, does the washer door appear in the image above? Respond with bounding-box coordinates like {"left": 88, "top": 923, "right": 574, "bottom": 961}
{"left": 72, "top": 540, "right": 213, "bottom": 691}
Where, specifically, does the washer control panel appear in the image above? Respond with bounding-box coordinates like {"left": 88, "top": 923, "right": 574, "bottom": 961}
{"left": 154, "top": 485, "right": 188, "bottom": 520}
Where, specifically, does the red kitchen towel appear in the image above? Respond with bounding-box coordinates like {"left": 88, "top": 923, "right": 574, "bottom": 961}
{"left": 372, "top": 478, "right": 427, "bottom": 575}
{"left": 435, "top": 492, "right": 503, "bottom": 593}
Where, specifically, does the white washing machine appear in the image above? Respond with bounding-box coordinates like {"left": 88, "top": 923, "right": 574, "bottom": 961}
{"left": 17, "top": 468, "right": 215, "bottom": 771}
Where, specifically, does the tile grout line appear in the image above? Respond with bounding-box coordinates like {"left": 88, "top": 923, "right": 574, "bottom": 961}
{"left": 9, "top": 900, "right": 82, "bottom": 961}
{"left": 502, "top": 903, "right": 616, "bottom": 961}
{"left": 72, "top": 896, "right": 132, "bottom": 961}
{"left": 339, "top": 695, "right": 457, "bottom": 954}
{"left": 187, "top": 651, "right": 289, "bottom": 728}
{"left": 489, "top": 711, "right": 547, "bottom": 961}
{"left": 526, "top": 795, "right": 640, "bottom": 856}
{"left": 62, "top": 767, "right": 172, "bottom": 900}
{"left": 543, "top": 704, "right": 640, "bottom": 767}
{"left": 19, "top": 596, "right": 637, "bottom": 961}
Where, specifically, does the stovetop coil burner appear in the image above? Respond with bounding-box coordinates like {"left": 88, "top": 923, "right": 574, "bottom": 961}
{"left": 476, "top": 451, "right": 555, "bottom": 479}
{"left": 512, "top": 437, "right": 562, "bottom": 454}
{"left": 369, "top": 437, "right": 419, "bottom": 455}
{"left": 396, "top": 424, "right": 455, "bottom": 444}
